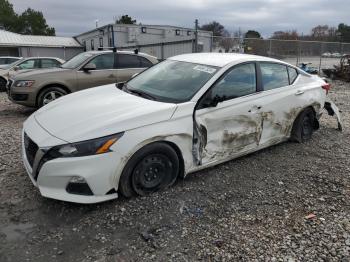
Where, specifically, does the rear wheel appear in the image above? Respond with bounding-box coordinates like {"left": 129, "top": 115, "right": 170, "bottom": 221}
{"left": 37, "top": 87, "right": 67, "bottom": 107}
{"left": 119, "top": 143, "right": 179, "bottom": 197}
{"left": 290, "top": 108, "right": 315, "bottom": 143}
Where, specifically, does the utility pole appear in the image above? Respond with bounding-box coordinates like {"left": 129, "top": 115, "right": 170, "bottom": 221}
{"left": 195, "top": 19, "right": 199, "bottom": 53}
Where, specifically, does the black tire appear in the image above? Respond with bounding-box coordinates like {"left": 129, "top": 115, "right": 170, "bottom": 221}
{"left": 0, "top": 77, "right": 7, "bottom": 92}
{"left": 37, "top": 87, "right": 67, "bottom": 107}
{"left": 290, "top": 108, "right": 315, "bottom": 143}
{"left": 119, "top": 142, "right": 179, "bottom": 198}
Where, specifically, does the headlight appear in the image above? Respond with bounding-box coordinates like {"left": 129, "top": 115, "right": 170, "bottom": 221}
{"left": 14, "top": 80, "right": 35, "bottom": 87}
{"left": 45, "top": 133, "right": 124, "bottom": 159}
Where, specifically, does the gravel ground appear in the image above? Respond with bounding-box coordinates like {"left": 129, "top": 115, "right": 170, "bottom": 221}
{"left": 0, "top": 81, "right": 350, "bottom": 262}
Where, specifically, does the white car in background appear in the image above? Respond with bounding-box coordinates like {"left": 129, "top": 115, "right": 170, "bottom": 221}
{"left": 0, "top": 56, "right": 22, "bottom": 69}
{"left": 22, "top": 53, "right": 342, "bottom": 204}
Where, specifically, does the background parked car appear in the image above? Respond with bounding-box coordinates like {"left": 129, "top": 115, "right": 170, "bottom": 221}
{"left": 7, "top": 50, "right": 158, "bottom": 107}
{"left": 0, "top": 57, "right": 64, "bottom": 92}
{"left": 0, "top": 56, "right": 22, "bottom": 69}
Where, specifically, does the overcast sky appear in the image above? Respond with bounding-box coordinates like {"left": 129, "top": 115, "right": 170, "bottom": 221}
{"left": 9, "top": 0, "right": 350, "bottom": 37}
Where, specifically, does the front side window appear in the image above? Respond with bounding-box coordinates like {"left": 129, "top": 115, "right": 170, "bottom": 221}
{"left": 0, "top": 58, "right": 6, "bottom": 64}
{"left": 88, "top": 54, "right": 114, "bottom": 69}
{"left": 211, "top": 63, "right": 256, "bottom": 100}
{"left": 127, "top": 60, "right": 219, "bottom": 103}
{"left": 41, "top": 59, "right": 60, "bottom": 68}
{"left": 260, "top": 62, "right": 289, "bottom": 91}
{"left": 117, "top": 54, "right": 141, "bottom": 69}
{"left": 18, "top": 59, "right": 38, "bottom": 69}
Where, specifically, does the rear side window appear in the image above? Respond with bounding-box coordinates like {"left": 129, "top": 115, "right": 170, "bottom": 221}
{"left": 0, "top": 58, "right": 6, "bottom": 64}
{"left": 117, "top": 54, "right": 141, "bottom": 68}
{"left": 89, "top": 54, "right": 115, "bottom": 69}
{"left": 139, "top": 57, "right": 153, "bottom": 68}
{"left": 41, "top": 59, "right": 61, "bottom": 68}
{"left": 211, "top": 63, "right": 256, "bottom": 100}
{"left": 260, "top": 63, "right": 289, "bottom": 90}
{"left": 288, "top": 67, "right": 299, "bottom": 84}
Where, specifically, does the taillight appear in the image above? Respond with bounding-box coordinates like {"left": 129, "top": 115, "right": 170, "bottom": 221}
{"left": 322, "top": 83, "right": 331, "bottom": 94}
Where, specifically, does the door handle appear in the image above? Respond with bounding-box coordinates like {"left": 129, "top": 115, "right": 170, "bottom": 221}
{"left": 108, "top": 74, "right": 114, "bottom": 78}
{"left": 295, "top": 90, "right": 304, "bottom": 96}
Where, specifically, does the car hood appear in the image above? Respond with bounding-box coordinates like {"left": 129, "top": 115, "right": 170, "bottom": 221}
{"left": 13, "top": 67, "right": 68, "bottom": 79}
{"left": 34, "top": 84, "right": 178, "bottom": 143}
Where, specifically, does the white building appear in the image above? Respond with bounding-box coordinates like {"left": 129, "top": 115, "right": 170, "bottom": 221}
{"left": 75, "top": 24, "right": 213, "bottom": 59}
{"left": 0, "top": 29, "right": 83, "bottom": 60}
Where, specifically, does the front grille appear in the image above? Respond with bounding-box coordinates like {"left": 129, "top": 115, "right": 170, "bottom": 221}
{"left": 6, "top": 79, "right": 13, "bottom": 95}
{"left": 7, "top": 79, "right": 13, "bottom": 89}
{"left": 24, "top": 133, "right": 38, "bottom": 168}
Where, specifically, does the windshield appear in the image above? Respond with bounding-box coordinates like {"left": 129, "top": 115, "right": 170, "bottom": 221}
{"left": 61, "top": 52, "right": 94, "bottom": 69}
{"left": 126, "top": 60, "right": 219, "bottom": 103}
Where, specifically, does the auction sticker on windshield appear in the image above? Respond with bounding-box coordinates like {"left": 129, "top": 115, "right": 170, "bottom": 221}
{"left": 193, "top": 65, "right": 216, "bottom": 74}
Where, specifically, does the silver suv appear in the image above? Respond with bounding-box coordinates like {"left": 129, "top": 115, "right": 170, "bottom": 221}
{"left": 7, "top": 50, "right": 158, "bottom": 107}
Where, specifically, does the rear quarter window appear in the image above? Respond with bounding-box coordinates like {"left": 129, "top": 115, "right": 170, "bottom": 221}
{"left": 288, "top": 67, "right": 299, "bottom": 84}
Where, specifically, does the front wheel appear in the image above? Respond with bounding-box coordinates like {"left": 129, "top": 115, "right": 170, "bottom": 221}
{"left": 37, "top": 87, "right": 67, "bottom": 107}
{"left": 119, "top": 143, "right": 179, "bottom": 197}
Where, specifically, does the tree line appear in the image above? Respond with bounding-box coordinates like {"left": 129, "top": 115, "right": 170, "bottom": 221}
{"left": 0, "top": 0, "right": 55, "bottom": 36}
{"left": 199, "top": 20, "right": 350, "bottom": 43}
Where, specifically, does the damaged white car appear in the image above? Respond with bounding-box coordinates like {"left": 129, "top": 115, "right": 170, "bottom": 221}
{"left": 22, "top": 53, "right": 342, "bottom": 204}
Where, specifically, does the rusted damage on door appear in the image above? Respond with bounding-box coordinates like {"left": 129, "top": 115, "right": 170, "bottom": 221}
{"left": 192, "top": 104, "right": 326, "bottom": 165}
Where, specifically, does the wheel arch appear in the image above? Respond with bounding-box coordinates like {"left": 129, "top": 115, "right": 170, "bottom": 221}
{"left": 116, "top": 138, "right": 187, "bottom": 196}
{"left": 36, "top": 83, "right": 71, "bottom": 107}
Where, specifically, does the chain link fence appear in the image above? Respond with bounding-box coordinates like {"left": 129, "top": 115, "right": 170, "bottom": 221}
{"left": 209, "top": 36, "right": 350, "bottom": 73}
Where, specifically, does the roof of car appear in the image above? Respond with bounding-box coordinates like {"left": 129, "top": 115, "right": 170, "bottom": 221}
{"left": 169, "top": 53, "right": 284, "bottom": 67}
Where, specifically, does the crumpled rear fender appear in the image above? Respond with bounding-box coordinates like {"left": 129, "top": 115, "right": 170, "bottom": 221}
{"left": 324, "top": 98, "right": 343, "bottom": 131}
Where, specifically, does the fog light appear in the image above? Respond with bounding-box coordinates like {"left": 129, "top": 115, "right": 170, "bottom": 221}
{"left": 66, "top": 176, "right": 93, "bottom": 196}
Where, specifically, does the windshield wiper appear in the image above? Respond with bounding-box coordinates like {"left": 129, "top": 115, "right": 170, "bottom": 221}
{"left": 122, "top": 84, "right": 157, "bottom": 101}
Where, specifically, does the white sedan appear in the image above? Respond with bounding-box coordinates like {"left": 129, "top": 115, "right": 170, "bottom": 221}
{"left": 22, "top": 53, "right": 342, "bottom": 204}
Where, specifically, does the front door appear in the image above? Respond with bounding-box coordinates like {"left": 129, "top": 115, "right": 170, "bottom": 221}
{"left": 194, "top": 62, "right": 263, "bottom": 165}
{"left": 77, "top": 53, "right": 117, "bottom": 90}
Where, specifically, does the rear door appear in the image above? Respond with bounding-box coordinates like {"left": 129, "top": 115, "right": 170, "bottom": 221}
{"left": 194, "top": 62, "right": 263, "bottom": 165}
{"left": 116, "top": 54, "right": 151, "bottom": 82}
{"left": 77, "top": 53, "right": 117, "bottom": 90}
{"left": 257, "top": 62, "right": 305, "bottom": 145}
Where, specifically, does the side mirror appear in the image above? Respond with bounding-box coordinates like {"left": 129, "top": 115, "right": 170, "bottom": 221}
{"left": 115, "top": 82, "right": 125, "bottom": 90}
{"left": 201, "top": 94, "right": 226, "bottom": 108}
{"left": 13, "top": 66, "right": 20, "bottom": 71}
{"left": 83, "top": 63, "right": 96, "bottom": 71}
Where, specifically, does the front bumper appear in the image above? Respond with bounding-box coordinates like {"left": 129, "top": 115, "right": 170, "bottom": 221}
{"left": 7, "top": 79, "right": 37, "bottom": 107}
{"left": 22, "top": 121, "right": 120, "bottom": 204}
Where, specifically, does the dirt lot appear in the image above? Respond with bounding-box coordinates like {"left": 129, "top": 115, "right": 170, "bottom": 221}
{"left": 0, "top": 81, "right": 350, "bottom": 262}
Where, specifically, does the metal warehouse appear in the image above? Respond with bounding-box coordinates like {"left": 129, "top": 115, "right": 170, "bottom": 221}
{"left": 75, "top": 24, "right": 213, "bottom": 59}
{"left": 0, "top": 29, "right": 84, "bottom": 60}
